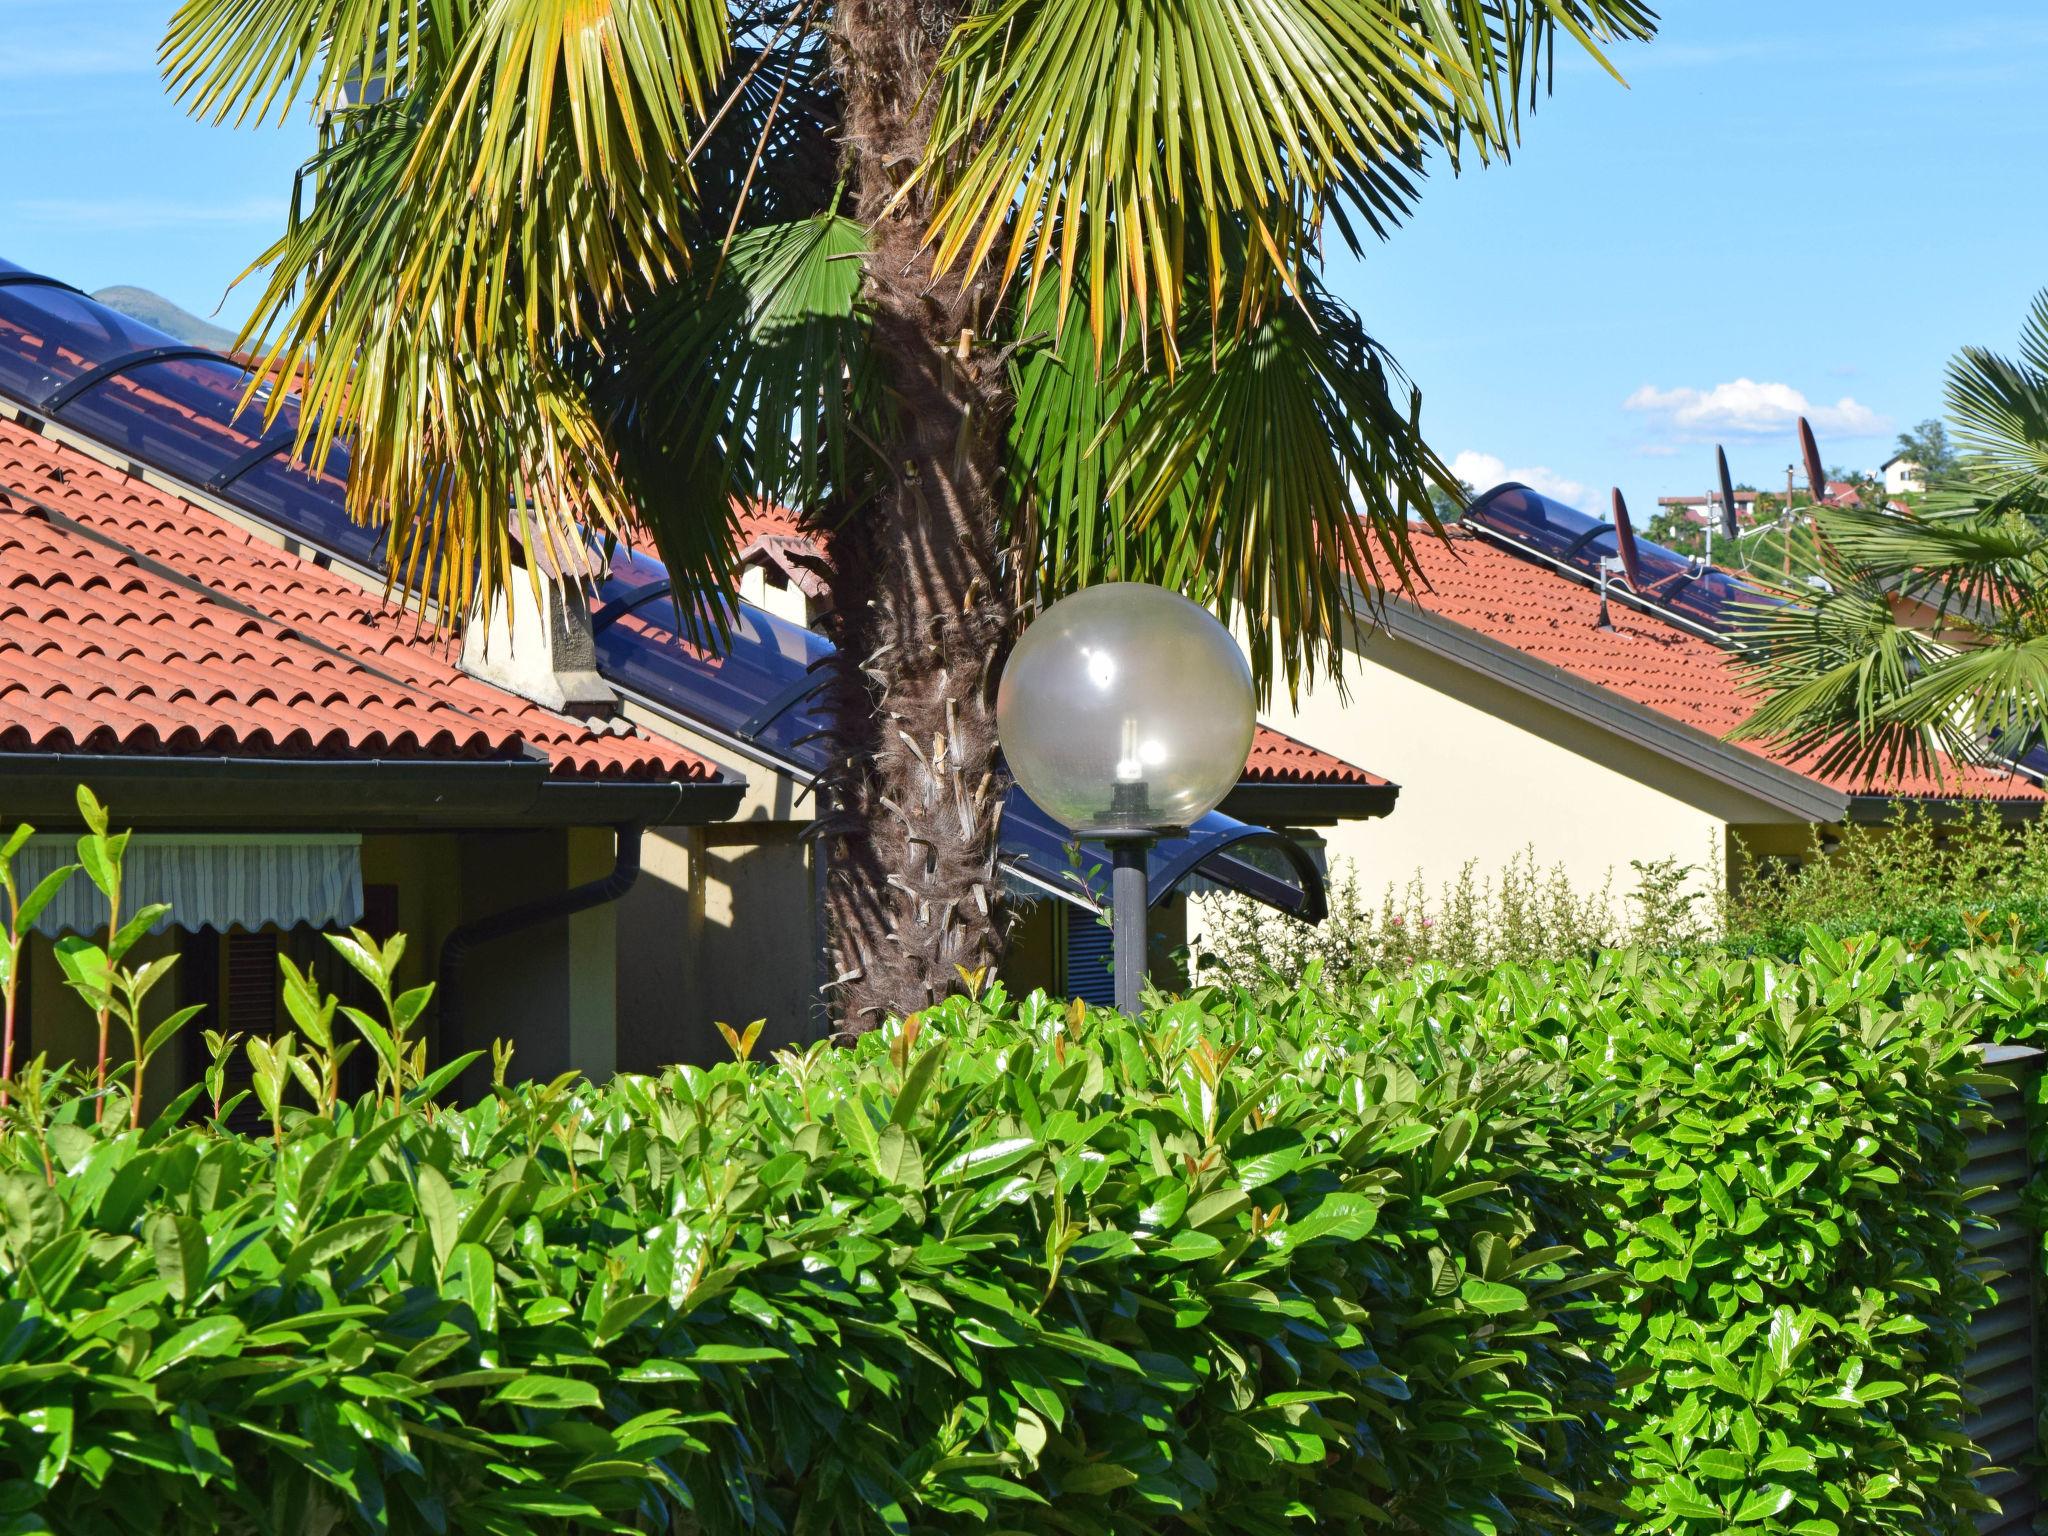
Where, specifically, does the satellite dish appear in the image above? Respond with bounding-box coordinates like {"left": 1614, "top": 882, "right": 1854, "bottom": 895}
{"left": 1611, "top": 487, "right": 1644, "bottom": 591}
{"left": 1798, "top": 416, "right": 1827, "bottom": 507}
{"left": 1716, "top": 446, "right": 1739, "bottom": 541}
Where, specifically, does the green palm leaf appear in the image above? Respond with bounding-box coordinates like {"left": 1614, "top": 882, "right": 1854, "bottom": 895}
{"left": 1008, "top": 272, "right": 1444, "bottom": 699}
{"left": 922, "top": 0, "right": 1654, "bottom": 346}
{"left": 1946, "top": 291, "right": 2048, "bottom": 500}
{"left": 1735, "top": 288, "right": 2048, "bottom": 787}
{"left": 601, "top": 212, "right": 876, "bottom": 631}
{"left": 1730, "top": 585, "right": 1955, "bottom": 784}
{"left": 162, "top": 0, "right": 463, "bottom": 126}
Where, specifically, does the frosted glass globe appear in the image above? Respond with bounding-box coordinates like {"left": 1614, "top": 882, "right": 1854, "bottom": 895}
{"left": 998, "top": 583, "right": 1255, "bottom": 836}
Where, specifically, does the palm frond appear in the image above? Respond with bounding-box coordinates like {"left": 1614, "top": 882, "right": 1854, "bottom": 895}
{"left": 1947, "top": 290, "right": 2048, "bottom": 501}
{"left": 163, "top": 0, "right": 463, "bottom": 125}
{"left": 1729, "top": 584, "right": 1955, "bottom": 785}
{"left": 388, "top": 0, "right": 732, "bottom": 344}
{"left": 1007, "top": 273, "right": 1447, "bottom": 699}
{"left": 165, "top": 0, "right": 757, "bottom": 620}
{"left": 1885, "top": 634, "right": 2048, "bottom": 767}
{"left": 600, "top": 212, "right": 877, "bottom": 620}
{"left": 1809, "top": 503, "right": 2048, "bottom": 629}
{"left": 688, "top": 11, "right": 840, "bottom": 230}
{"left": 922, "top": 0, "right": 1654, "bottom": 347}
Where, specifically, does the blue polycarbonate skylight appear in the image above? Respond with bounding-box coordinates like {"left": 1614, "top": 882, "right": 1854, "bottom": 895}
{"left": 0, "top": 279, "right": 181, "bottom": 406}
{"left": 227, "top": 439, "right": 388, "bottom": 568}
{"left": 1464, "top": 481, "right": 1782, "bottom": 639}
{"left": 1463, "top": 484, "right": 1611, "bottom": 564}
{"left": 58, "top": 355, "right": 286, "bottom": 488}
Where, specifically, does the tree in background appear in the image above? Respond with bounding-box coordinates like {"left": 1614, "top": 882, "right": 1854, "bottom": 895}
{"left": 1428, "top": 479, "right": 1479, "bottom": 523}
{"left": 1645, "top": 504, "right": 1705, "bottom": 556}
{"left": 1734, "top": 291, "right": 2048, "bottom": 785}
{"left": 1895, "top": 417, "right": 1959, "bottom": 482}
{"left": 162, "top": 0, "right": 1655, "bottom": 1027}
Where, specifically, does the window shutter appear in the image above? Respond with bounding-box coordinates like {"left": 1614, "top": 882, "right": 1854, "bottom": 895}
{"left": 217, "top": 931, "right": 278, "bottom": 1131}
{"left": 1063, "top": 905, "right": 1116, "bottom": 1007}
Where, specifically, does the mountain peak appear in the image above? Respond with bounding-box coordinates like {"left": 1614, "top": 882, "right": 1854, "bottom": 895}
{"left": 90, "top": 286, "right": 238, "bottom": 352}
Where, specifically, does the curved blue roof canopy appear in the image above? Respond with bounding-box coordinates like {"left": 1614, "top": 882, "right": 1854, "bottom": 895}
{"left": 0, "top": 262, "right": 1325, "bottom": 923}
{"left": 591, "top": 547, "right": 1326, "bottom": 920}
{"left": 0, "top": 275, "right": 182, "bottom": 406}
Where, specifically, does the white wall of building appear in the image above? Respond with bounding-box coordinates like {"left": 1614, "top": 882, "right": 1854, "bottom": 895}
{"left": 1250, "top": 624, "right": 1807, "bottom": 908}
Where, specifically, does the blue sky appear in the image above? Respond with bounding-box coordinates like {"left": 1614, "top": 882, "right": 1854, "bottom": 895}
{"left": 2, "top": 2, "right": 2043, "bottom": 519}
{"left": 1327, "top": 4, "right": 2048, "bottom": 513}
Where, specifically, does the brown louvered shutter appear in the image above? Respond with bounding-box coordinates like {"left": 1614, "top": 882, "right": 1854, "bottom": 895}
{"left": 216, "top": 930, "right": 279, "bottom": 1130}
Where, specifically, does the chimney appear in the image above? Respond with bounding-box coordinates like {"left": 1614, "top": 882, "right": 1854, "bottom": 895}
{"left": 461, "top": 570, "right": 617, "bottom": 717}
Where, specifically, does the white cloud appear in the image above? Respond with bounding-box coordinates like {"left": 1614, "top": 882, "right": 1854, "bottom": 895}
{"left": 1450, "top": 450, "right": 1591, "bottom": 511}
{"left": 1623, "top": 378, "right": 1889, "bottom": 441}
{"left": 8, "top": 197, "right": 287, "bottom": 231}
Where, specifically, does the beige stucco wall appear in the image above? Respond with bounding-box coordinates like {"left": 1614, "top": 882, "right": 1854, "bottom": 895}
{"left": 1252, "top": 624, "right": 1812, "bottom": 911}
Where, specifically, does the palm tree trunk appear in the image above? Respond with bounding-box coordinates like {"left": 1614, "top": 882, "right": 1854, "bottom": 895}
{"left": 820, "top": 0, "right": 1015, "bottom": 1032}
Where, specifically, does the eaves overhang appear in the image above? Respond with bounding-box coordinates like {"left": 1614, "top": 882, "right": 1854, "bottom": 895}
{"left": 0, "top": 750, "right": 745, "bottom": 832}
{"left": 1220, "top": 780, "right": 1400, "bottom": 827}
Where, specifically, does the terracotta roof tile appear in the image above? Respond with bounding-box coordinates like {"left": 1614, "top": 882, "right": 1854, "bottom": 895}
{"left": 0, "top": 420, "right": 717, "bottom": 784}
{"left": 1245, "top": 725, "right": 1388, "bottom": 786}
{"left": 1402, "top": 528, "right": 2042, "bottom": 803}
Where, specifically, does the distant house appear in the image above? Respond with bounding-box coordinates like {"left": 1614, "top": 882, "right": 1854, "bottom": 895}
{"left": 1656, "top": 491, "right": 1763, "bottom": 527}
{"left": 1882, "top": 454, "right": 1926, "bottom": 496}
{"left": 1257, "top": 484, "right": 2042, "bottom": 908}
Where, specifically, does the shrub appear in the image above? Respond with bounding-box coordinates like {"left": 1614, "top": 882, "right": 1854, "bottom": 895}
{"left": 1194, "top": 849, "right": 1711, "bottom": 987}
{"left": 0, "top": 970, "right": 1621, "bottom": 1534}
{"left": 1198, "top": 802, "right": 2048, "bottom": 995}
{"left": 0, "top": 793, "right": 2018, "bottom": 1534}
{"left": 1722, "top": 804, "right": 2048, "bottom": 956}
{"left": 1324, "top": 935, "right": 2001, "bottom": 1535}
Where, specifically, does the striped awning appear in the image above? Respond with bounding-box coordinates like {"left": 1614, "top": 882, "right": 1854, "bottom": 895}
{"left": 14, "top": 834, "right": 363, "bottom": 939}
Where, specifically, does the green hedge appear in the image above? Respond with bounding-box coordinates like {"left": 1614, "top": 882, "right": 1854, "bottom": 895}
{"left": 0, "top": 933, "right": 2029, "bottom": 1534}
{"left": 1335, "top": 936, "right": 2003, "bottom": 1533}
{"left": 0, "top": 967, "right": 1620, "bottom": 1535}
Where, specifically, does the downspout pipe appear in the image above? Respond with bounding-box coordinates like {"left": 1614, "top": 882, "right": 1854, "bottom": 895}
{"left": 436, "top": 823, "right": 644, "bottom": 1061}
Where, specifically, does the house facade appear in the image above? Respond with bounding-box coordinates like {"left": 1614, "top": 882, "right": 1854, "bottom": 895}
{"left": 1259, "top": 483, "right": 2043, "bottom": 908}
{"left": 0, "top": 257, "right": 1393, "bottom": 1077}
{"left": 0, "top": 415, "right": 738, "bottom": 1104}
{"left": 1656, "top": 490, "right": 1763, "bottom": 527}
{"left": 1883, "top": 454, "right": 1927, "bottom": 496}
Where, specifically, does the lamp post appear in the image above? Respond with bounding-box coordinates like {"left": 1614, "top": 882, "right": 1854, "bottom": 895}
{"left": 997, "top": 583, "right": 1255, "bottom": 1015}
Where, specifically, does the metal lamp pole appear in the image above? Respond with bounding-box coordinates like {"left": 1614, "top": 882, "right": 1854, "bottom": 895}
{"left": 1108, "top": 840, "right": 1150, "bottom": 1015}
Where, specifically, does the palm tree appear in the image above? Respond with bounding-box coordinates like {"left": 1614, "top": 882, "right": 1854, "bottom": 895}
{"left": 1733, "top": 291, "right": 2048, "bottom": 787}
{"left": 162, "top": 0, "right": 1656, "bottom": 1028}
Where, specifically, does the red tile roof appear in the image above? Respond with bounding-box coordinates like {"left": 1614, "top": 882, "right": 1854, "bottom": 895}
{"left": 1246, "top": 725, "right": 1388, "bottom": 786}
{"left": 1401, "top": 528, "right": 2042, "bottom": 803}
{"left": 0, "top": 420, "right": 717, "bottom": 783}
{"left": 735, "top": 501, "right": 809, "bottom": 545}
